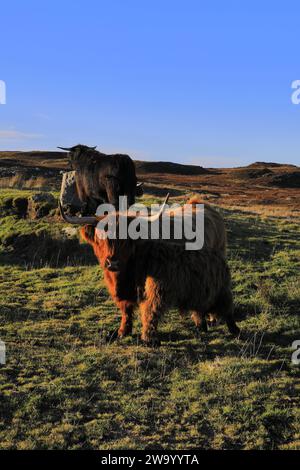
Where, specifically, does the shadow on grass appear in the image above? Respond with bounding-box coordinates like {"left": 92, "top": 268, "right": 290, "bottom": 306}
{"left": 0, "top": 232, "right": 96, "bottom": 268}
{"left": 227, "top": 218, "right": 279, "bottom": 261}
{"left": 222, "top": 207, "right": 300, "bottom": 262}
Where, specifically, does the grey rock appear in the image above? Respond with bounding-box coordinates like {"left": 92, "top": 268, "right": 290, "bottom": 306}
{"left": 60, "top": 171, "right": 82, "bottom": 213}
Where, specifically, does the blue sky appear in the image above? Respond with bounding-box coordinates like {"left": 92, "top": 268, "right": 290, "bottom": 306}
{"left": 0, "top": 0, "right": 299, "bottom": 167}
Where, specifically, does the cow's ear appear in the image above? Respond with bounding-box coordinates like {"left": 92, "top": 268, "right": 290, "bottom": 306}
{"left": 80, "top": 226, "right": 95, "bottom": 244}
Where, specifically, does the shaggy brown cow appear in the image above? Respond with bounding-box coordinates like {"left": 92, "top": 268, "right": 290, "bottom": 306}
{"left": 60, "top": 199, "right": 239, "bottom": 346}
{"left": 159, "top": 194, "right": 227, "bottom": 326}
{"left": 80, "top": 221, "right": 239, "bottom": 346}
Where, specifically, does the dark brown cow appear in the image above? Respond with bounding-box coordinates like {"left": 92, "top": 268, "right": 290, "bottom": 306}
{"left": 58, "top": 144, "right": 143, "bottom": 213}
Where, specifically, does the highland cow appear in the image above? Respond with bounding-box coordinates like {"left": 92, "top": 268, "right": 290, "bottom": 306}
{"left": 60, "top": 199, "right": 239, "bottom": 346}
{"left": 58, "top": 144, "right": 143, "bottom": 213}
{"left": 80, "top": 221, "right": 239, "bottom": 346}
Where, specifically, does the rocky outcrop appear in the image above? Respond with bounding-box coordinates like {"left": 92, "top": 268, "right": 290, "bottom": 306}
{"left": 27, "top": 193, "right": 57, "bottom": 219}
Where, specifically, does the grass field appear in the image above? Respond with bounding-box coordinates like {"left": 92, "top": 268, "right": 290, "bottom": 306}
{"left": 0, "top": 188, "right": 299, "bottom": 449}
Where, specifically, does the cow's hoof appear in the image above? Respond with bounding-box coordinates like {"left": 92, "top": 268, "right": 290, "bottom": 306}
{"left": 141, "top": 337, "right": 161, "bottom": 348}
{"left": 118, "top": 328, "right": 132, "bottom": 339}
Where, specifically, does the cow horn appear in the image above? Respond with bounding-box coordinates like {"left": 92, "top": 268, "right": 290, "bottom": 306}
{"left": 57, "top": 146, "right": 73, "bottom": 151}
{"left": 140, "top": 193, "right": 170, "bottom": 222}
{"left": 136, "top": 182, "right": 143, "bottom": 187}
{"left": 59, "top": 200, "right": 99, "bottom": 225}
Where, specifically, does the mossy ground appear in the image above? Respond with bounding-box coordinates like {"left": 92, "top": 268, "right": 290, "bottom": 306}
{"left": 0, "top": 188, "right": 299, "bottom": 449}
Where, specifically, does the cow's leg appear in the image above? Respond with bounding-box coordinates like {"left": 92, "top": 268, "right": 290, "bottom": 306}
{"left": 179, "top": 308, "right": 188, "bottom": 318}
{"left": 214, "top": 288, "right": 240, "bottom": 336}
{"left": 140, "top": 300, "right": 162, "bottom": 347}
{"left": 191, "top": 311, "right": 208, "bottom": 333}
{"left": 207, "top": 313, "right": 217, "bottom": 327}
{"left": 139, "top": 278, "right": 164, "bottom": 347}
{"left": 117, "top": 301, "right": 134, "bottom": 338}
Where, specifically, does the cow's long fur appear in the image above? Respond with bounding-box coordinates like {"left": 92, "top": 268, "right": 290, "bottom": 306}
{"left": 135, "top": 195, "right": 226, "bottom": 254}
{"left": 185, "top": 195, "right": 227, "bottom": 256}
{"left": 80, "top": 199, "right": 238, "bottom": 345}
{"left": 170, "top": 195, "right": 227, "bottom": 323}
{"left": 65, "top": 144, "right": 140, "bottom": 212}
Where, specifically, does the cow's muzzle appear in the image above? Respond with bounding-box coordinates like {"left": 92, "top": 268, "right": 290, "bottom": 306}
{"left": 105, "top": 257, "right": 120, "bottom": 272}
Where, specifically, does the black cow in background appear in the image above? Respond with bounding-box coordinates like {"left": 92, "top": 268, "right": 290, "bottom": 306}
{"left": 58, "top": 144, "right": 143, "bottom": 214}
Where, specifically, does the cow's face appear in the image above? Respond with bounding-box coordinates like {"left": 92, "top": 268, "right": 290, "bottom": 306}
{"left": 80, "top": 216, "right": 135, "bottom": 273}
{"left": 104, "top": 237, "right": 135, "bottom": 273}
{"left": 58, "top": 145, "right": 97, "bottom": 169}
{"left": 68, "top": 145, "right": 90, "bottom": 169}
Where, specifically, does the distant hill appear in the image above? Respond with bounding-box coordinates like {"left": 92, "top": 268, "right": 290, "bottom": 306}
{"left": 0, "top": 151, "right": 209, "bottom": 176}
{"left": 247, "top": 161, "right": 298, "bottom": 169}
{"left": 135, "top": 160, "right": 209, "bottom": 175}
{"left": 0, "top": 151, "right": 68, "bottom": 170}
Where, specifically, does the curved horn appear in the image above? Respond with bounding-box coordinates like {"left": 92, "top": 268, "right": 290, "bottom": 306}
{"left": 136, "top": 182, "right": 143, "bottom": 187}
{"left": 59, "top": 200, "right": 99, "bottom": 226}
{"left": 140, "top": 193, "right": 170, "bottom": 223}
{"left": 57, "top": 146, "right": 73, "bottom": 151}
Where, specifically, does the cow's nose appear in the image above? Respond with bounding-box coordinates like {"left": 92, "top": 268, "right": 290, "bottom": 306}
{"left": 105, "top": 257, "right": 120, "bottom": 272}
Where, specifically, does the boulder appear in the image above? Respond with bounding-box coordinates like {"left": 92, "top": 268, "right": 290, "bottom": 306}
{"left": 27, "top": 193, "right": 56, "bottom": 219}
{"left": 59, "top": 171, "right": 82, "bottom": 214}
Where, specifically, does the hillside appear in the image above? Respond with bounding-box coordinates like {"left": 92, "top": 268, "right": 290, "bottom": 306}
{"left": 0, "top": 151, "right": 299, "bottom": 218}
{"left": 0, "top": 151, "right": 210, "bottom": 176}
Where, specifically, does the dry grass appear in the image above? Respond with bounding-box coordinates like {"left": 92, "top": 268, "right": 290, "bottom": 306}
{"left": 220, "top": 202, "right": 300, "bottom": 218}
{"left": 0, "top": 175, "right": 51, "bottom": 191}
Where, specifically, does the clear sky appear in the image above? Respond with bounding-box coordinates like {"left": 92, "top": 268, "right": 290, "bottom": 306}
{"left": 0, "top": 0, "right": 299, "bottom": 167}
